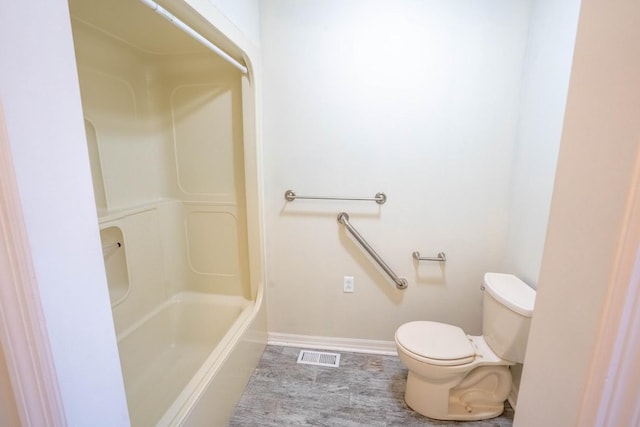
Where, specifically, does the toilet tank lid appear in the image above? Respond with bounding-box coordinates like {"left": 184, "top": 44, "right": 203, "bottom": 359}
{"left": 483, "top": 273, "right": 536, "bottom": 317}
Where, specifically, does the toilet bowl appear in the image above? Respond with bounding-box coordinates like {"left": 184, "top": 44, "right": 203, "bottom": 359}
{"left": 396, "top": 321, "right": 513, "bottom": 420}
{"left": 395, "top": 273, "right": 535, "bottom": 421}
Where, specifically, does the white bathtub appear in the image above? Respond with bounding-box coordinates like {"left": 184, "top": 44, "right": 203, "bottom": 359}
{"left": 116, "top": 293, "right": 257, "bottom": 426}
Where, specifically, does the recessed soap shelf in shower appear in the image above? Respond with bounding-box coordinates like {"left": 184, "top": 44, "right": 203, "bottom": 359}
{"left": 100, "top": 226, "right": 130, "bottom": 306}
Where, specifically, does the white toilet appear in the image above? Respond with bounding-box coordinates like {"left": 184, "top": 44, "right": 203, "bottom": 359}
{"left": 395, "top": 272, "right": 535, "bottom": 421}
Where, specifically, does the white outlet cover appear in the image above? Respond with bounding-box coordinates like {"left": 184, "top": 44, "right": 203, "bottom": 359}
{"left": 344, "top": 276, "right": 354, "bottom": 292}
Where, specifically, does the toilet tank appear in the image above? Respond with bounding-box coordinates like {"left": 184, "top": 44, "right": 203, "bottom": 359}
{"left": 482, "top": 273, "right": 536, "bottom": 363}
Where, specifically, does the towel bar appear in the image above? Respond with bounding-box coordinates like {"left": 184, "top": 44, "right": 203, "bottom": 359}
{"left": 285, "top": 190, "right": 387, "bottom": 205}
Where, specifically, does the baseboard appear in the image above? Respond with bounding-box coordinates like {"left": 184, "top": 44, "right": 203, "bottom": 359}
{"left": 267, "top": 332, "right": 398, "bottom": 356}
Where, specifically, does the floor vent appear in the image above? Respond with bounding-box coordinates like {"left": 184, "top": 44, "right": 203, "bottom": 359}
{"left": 297, "top": 350, "right": 341, "bottom": 367}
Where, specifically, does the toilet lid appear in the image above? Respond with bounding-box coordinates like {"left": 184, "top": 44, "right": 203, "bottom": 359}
{"left": 396, "top": 321, "right": 475, "bottom": 366}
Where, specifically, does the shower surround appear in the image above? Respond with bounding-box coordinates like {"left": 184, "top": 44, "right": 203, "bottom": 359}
{"left": 69, "top": 0, "right": 266, "bottom": 424}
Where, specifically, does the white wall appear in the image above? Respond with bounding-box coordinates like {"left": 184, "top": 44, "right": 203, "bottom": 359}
{"left": 515, "top": 1, "right": 640, "bottom": 424}
{"left": 261, "top": 0, "right": 532, "bottom": 340}
{"left": 0, "top": 1, "right": 130, "bottom": 425}
{"left": 501, "top": 0, "right": 580, "bottom": 402}
{"left": 504, "top": 0, "right": 581, "bottom": 287}
{"left": 207, "top": 0, "right": 261, "bottom": 48}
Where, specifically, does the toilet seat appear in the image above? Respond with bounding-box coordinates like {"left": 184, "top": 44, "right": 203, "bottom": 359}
{"left": 395, "top": 321, "right": 476, "bottom": 366}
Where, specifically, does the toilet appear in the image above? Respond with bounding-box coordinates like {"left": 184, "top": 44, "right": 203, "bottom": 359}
{"left": 395, "top": 272, "right": 535, "bottom": 421}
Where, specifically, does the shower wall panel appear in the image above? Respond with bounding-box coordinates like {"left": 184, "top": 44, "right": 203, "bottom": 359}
{"left": 172, "top": 85, "right": 236, "bottom": 196}
{"left": 108, "top": 210, "right": 166, "bottom": 334}
{"left": 72, "top": 10, "right": 250, "bottom": 329}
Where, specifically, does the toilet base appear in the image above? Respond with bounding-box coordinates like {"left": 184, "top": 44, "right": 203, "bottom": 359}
{"left": 443, "top": 400, "right": 504, "bottom": 421}
{"left": 404, "top": 365, "right": 511, "bottom": 421}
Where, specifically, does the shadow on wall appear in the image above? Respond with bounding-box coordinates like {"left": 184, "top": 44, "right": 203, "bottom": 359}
{"left": 413, "top": 256, "right": 447, "bottom": 286}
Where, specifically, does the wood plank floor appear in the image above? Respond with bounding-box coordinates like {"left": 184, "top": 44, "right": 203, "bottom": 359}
{"left": 229, "top": 345, "right": 514, "bottom": 426}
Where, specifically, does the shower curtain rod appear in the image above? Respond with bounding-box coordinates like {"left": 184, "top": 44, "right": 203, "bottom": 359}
{"left": 137, "top": 0, "right": 248, "bottom": 74}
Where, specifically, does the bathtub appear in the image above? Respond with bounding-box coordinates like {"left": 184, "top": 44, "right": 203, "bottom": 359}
{"left": 97, "top": 202, "right": 266, "bottom": 426}
{"left": 68, "top": 0, "right": 266, "bottom": 423}
{"left": 95, "top": 200, "right": 265, "bottom": 426}
{"left": 117, "top": 293, "right": 259, "bottom": 426}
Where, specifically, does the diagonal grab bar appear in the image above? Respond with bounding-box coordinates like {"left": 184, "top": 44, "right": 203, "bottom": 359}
{"left": 337, "top": 212, "right": 408, "bottom": 290}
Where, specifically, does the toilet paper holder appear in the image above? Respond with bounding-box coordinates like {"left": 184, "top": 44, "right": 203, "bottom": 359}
{"left": 412, "top": 251, "right": 446, "bottom": 262}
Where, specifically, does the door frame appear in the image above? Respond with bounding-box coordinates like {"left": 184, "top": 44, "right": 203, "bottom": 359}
{"left": 0, "top": 103, "right": 66, "bottom": 426}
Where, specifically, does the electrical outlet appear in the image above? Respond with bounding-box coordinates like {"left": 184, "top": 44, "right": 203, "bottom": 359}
{"left": 343, "top": 276, "right": 354, "bottom": 293}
